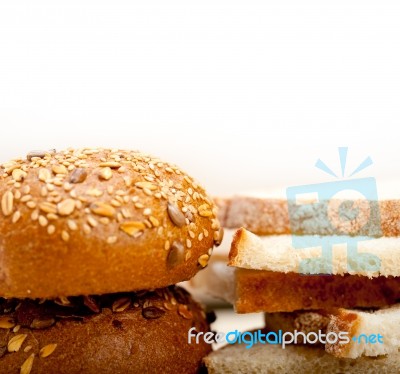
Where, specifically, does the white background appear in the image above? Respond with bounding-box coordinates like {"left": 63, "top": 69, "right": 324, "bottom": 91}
{"left": 1, "top": 1, "right": 400, "bottom": 196}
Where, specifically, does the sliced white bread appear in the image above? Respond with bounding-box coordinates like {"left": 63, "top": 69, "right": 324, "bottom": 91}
{"left": 229, "top": 228, "right": 400, "bottom": 277}
{"left": 264, "top": 304, "right": 400, "bottom": 359}
{"left": 204, "top": 341, "right": 400, "bottom": 374}
{"left": 327, "top": 304, "right": 400, "bottom": 358}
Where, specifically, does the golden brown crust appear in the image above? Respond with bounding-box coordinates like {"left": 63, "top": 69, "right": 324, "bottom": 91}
{"left": 0, "top": 286, "right": 212, "bottom": 374}
{"left": 215, "top": 197, "right": 290, "bottom": 235}
{"left": 227, "top": 228, "right": 243, "bottom": 265}
{"left": 235, "top": 269, "right": 400, "bottom": 313}
{"left": 216, "top": 196, "right": 400, "bottom": 237}
{"left": 0, "top": 148, "right": 221, "bottom": 298}
{"left": 325, "top": 309, "right": 360, "bottom": 357}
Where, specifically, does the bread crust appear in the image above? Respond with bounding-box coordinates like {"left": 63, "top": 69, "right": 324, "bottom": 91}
{"left": 235, "top": 269, "right": 400, "bottom": 313}
{"left": 0, "top": 286, "right": 211, "bottom": 373}
{"left": 0, "top": 148, "right": 221, "bottom": 298}
{"left": 216, "top": 196, "right": 400, "bottom": 237}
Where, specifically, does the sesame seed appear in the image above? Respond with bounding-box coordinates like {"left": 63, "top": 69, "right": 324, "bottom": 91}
{"left": 61, "top": 230, "right": 70, "bottom": 242}
{"left": 47, "top": 225, "right": 55, "bottom": 235}
{"left": 38, "top": 215, "right": 48, "bottom": 227}
{"left": 67, "top": 219, "right": 78, "bottom": 231}
{"left": 20, "top": 194, "right": 32, "bottom": 203}
{"left": 107, "top": 236, "right": 117, "bottom": 244}
{"left": 87, "top": 216, "right": 98, "bottom": 227}
{"left": 83, "top": 224, "right": 91, "bottom": 234}
{"left": 26, "top": 201, "right": 36, "bottom": 209}
{"left": 186, "top": 239, "right": 192, "bottom": 248}
{"left": 31, "top": 210, "right": 39, "bottom": 221}
{"left": 143, "top": 208, "right": 151, "bottom": 216}
{"left": 12, "top": 211, "right": 21, "bottom": 223}
{"left": 149, "top": 216, "right": 159, "bottom": 227}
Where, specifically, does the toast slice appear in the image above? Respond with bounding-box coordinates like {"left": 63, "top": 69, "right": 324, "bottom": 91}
{"left": 235, "top": 268, "right": 400, "bottom": 313}
{"left": 203, "top": 341, "right": 400, "bottom": 374}
{"left": 264, "top": 304, "right": 400, "bottom": 358}
{"left": 216, "top": 196, "right": 400, "bottom": 237}
{"left": 229, "top": 228, "right": 400, "bottom": 277}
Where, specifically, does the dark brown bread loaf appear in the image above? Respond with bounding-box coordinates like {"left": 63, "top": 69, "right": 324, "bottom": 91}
{"left": 0, "top": 286, "right": 212, "bottom": 373}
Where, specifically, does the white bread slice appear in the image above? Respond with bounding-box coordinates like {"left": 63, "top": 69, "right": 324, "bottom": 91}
{"left": 229, "top": 228, "right": 400, "bottom": 277}
{"left": 327, "top": 304, "right": 400, "bottom": 358}
{"left": 204, "top": 341, "right": 400, "bottom": 374}
{"left": 264, "top": 304, "right": 400, "bottom": 359}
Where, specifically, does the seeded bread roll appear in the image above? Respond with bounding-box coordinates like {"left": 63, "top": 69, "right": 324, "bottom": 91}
{"left": 0, "top": 148, "right": 222, "bottom": 298}
{"left": 0, "top": 286, "right": 213, "bottom": 374}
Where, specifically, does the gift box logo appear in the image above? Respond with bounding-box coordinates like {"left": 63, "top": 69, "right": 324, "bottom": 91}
{"left": 286, "top": 147, "right": 382, "bottom": 275}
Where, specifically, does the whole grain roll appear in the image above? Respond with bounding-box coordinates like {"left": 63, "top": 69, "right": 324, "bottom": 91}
{"left": 0, "top": 148, "right": 223, "bottom": 298}
{"left": 0, "top": 286, "right": 213, "bottom": 374}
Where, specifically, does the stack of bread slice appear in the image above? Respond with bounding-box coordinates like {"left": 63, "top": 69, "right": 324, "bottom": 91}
{"left": 203, "top": 196, "right": 400, "bottom": 373}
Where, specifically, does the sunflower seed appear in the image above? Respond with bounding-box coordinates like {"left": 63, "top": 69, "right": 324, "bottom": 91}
{"left": 167, "top": 241, "right": 185, "bottom": 268}
{"left": 69, "top": 168, "right": 87, "bottom": 183}
{"left": 20, "top": 353, "right": 35, "bottom": 374}
{"left": 90, "top": 202, "right": 115, "bottom": 217}
{"left": 142, "top": 306, "right": 165, "bottom": 319}
{"left": 119, "top": 221, "right": 146, "bottom": 236}
{"left": 1, "top": 191, "right": 13, "bottom": 216}
{"left": 167, "top": 203, "right": 186, "bottom": 227}
{"left": 39, "top": 343, "right": 57, "bottom": 358}
{"left": 57, "top": 198, "right": 75, "bottom": 216}
{"left": 8, "top": 334, "right": 27, "bottom": 352}
{"left": 84, "top": 296, "right": 100, "bottom": 313}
